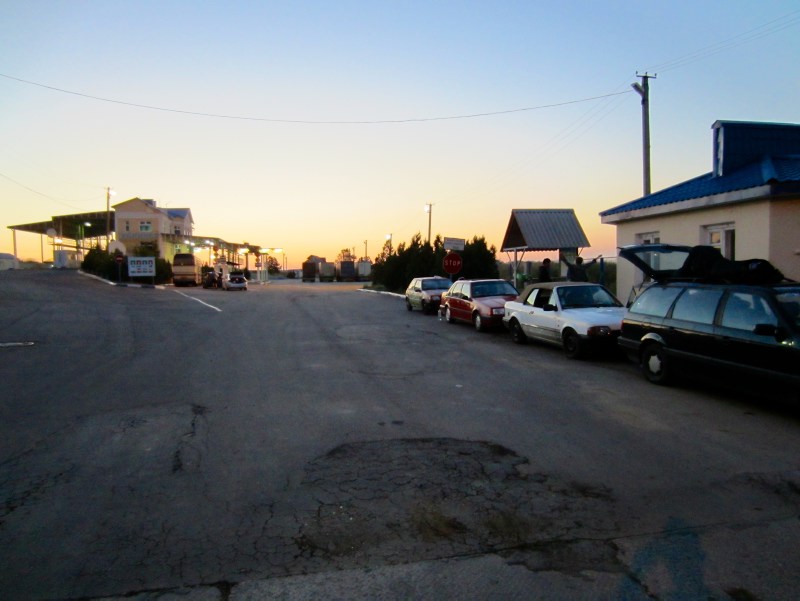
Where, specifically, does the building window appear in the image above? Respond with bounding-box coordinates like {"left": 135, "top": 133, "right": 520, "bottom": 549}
{"left": 632, "top": 232, "right": 661, "bottom": 286}
{"left": 125, "top": 221, "right": 130, "bottom": 232}
{"left": 704, "top": 223, "right": 735, "bottom": 259}
{"left": 636, "top": 232, "right": 660, "bottom": 244}
{"left": 139, "top": 221, "right": 152, "bottom": 233}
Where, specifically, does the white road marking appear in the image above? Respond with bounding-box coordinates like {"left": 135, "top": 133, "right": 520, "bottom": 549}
{"left": 173, "top": 290, "right": 222, "bottom": 312}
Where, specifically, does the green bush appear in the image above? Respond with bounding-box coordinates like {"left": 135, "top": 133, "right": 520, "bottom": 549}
{"left": 371, "top": 233, "right": 500, "bottom": 293}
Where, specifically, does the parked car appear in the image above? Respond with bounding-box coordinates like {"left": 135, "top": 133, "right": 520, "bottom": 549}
{"left": 617, "top": 244, "right": 799, "bottom": 386}
{"left": 503, "top": 282, "right": 626, "bottom": 359}
{"left": 202, "top": 271, "right": 221, "bottom": 288}
{"left": 441, "top": 279, "right": 518, "bottom": 331}
{"left": 405, "top": 276, "right": 452, "bottom": 314}
{"left": 223, "top": 272, "right": 248, "bottom": 291}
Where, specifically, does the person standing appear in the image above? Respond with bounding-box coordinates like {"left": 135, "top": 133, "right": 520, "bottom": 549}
{"left": 560, "top": 252, "right": 601, "bottom": 282}
{"left": 537, "top": 258, "right": 552, "bottom": 282}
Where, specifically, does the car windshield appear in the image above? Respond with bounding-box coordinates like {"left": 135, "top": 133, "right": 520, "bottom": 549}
{"left": 775, "top": 287, "right": 800, "bottom": 327}
{"left": 471, "top": 281, "right": 517, "bottom": 298}
{"left": 557, "top": 285, "right": 621, "bottom": 309}
{"left": 422, "top": 279, "right": 450, "bottom": 291}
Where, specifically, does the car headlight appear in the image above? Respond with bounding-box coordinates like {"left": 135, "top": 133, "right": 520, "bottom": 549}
{"left": 587, "top": 325, "right": 612, "bottom": 337}
{"left": 491, "top": 308, "right": 505, "bottom": 316}
{"left": 431, "top": 295, "right": 440, "bottom": 301}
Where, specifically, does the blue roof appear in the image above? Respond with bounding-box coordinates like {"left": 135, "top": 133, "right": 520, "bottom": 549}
{"left": 166, "top": 208, "right": 192, "bottom": 220}
{"left": 600, "top": 155, "right": 800, "bottom": 217}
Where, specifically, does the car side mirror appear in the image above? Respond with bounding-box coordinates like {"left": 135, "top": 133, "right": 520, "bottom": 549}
{"left": 544, "top": 303, "right": 557, "bottom": 312}
{"left": 754, "top": 323, "right": 788, "bottom": 341}
{"left": 753, "top": 323, "right": 776, "bottom": 336}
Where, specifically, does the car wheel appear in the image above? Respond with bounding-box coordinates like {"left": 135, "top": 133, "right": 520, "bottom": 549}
{"left": 406, "top": 299, "right": 413, "bottom": 311}
{"left": 509, "top": 319, "right": 527, "bottom": 344}
{"left": 473, "top": 313, "right": 484, "bottom": 332}
{"left": 445, "top": 306, "right": 455, "bottom": 323}
{"left": 641, "top": 343, "right": 672, "bottom": 385}
{"left": 562, "top": 329, "right": 585, "bottom": 359}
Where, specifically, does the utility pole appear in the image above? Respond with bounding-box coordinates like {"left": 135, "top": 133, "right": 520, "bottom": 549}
{"left": 105, "top": 186, "right": 114, "bottom": 249}
{"left": 425, "top": 203, "right": 433, "bottom": 244}
{"left": 631, "top": 73, "right": 656, "bottom": 196}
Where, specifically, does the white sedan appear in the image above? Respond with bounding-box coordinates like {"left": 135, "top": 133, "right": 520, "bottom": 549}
{"left": 503, "top": 282, "right": 626, "bottom": 359}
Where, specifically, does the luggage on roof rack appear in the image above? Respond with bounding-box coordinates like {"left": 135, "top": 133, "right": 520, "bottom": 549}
{"left": 674, "top": 245, "right": 785, "bottom": 285}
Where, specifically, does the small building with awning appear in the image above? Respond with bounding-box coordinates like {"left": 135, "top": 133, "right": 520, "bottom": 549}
{"left": 501, "top": 208, "right": 592, "bottom": 282}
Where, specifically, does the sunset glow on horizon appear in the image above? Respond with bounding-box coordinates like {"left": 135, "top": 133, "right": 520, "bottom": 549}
{"left": 3, "top": 2, "right": 799, "bottom": 268}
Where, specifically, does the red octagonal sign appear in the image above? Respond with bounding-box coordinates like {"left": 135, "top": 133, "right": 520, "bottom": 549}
{"left": 443, "top": 251, "right": 462, "bottom": 274}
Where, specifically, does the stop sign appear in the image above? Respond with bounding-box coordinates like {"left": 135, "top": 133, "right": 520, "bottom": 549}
{"left": 443, "top": 251, "right": 462, "bottom": 274}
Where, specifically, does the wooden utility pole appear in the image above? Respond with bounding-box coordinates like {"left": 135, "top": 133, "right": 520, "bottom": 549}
{"left": 632, "top": 73, "right": 656, "bottom": 196}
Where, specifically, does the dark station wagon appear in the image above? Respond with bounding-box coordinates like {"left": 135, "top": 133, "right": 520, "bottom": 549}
{"left": 617, "top": 244, "right": 799, "bottom": 388}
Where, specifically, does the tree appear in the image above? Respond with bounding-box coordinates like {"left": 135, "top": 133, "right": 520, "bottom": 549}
{"left": 266, "top": 255, "right": 281, "bottom": 274}
{"left": 370, "top": 233, "right": 498, "bottom": 292}
{"left": 337, "top": 248, "right": 356, "bottom": 262}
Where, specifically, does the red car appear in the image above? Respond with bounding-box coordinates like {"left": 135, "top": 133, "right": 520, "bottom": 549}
{"left": 441, "top": 279, "right": 518, "bottom": 331}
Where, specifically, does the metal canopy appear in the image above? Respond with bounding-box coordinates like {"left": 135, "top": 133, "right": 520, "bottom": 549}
{"left": 501, "top": 209, "right": 590, "bottom": 252}
{"left": 9, "top": 211, "right": 114, "bottom": 241}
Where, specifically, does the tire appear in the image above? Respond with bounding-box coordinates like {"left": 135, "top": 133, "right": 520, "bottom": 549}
{"left": 473, "top": 313, "right": 484, "bottom": 332}
{"left": 562, "top": 329, "right": 585, "bottom": 359}
{"left": 509, "top": 319, "right": 527, "bottom": 344}
{"left": 445, "top": 306, "right": 455, "bottom": 323}
{"left": 640, "top": 342, "right": 672, "bottom": 385}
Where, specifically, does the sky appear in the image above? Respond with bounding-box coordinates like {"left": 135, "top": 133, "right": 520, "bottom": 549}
{"left": 2, "top": 1, "right": 799, "bottom": 268}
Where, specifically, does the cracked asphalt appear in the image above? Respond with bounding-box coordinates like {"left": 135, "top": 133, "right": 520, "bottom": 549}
{"left": 2, "top": 271, "right": 800, "bottom": 600}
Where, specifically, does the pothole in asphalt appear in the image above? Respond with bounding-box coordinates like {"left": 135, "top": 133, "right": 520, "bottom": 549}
{"left": 291, "top": 438, "right": 616, "bottom": 568}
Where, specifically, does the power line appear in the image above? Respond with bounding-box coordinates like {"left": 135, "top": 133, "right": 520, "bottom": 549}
{"left": 0, "top": 171, "right": 98, "bottom": 211}
{"left": 645, "top": 9, "right": 800, "bottom": 73}
{"left": 0, "top": 72, "right": 631, "bottom": 124}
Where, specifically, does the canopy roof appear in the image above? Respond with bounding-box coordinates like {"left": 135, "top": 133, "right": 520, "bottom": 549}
{"left": 501, "top": 209, "right": 590, "bottom": 252}
{"left": 8, "top": 211, "right": 113, "bottom": 240}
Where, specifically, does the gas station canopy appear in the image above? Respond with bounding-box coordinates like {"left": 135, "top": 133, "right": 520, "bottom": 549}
{"left": 9, "top": 211, "right": 114, "bottom": 241}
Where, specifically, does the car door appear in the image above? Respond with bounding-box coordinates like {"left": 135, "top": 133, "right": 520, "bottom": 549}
{"left": 448, "top": 282, "right": 468, "bottom": 321}
{"left": 664, "top": 286, "right": 724, "bottom": 363}
{"left": 408, "top": 279, "right": 421, "bottom": 309}
{"left": 518, "top": 287, "right": 561, "bottom": 344}
{"left": 715, "top": 290, "right": 795, "bottom": 382}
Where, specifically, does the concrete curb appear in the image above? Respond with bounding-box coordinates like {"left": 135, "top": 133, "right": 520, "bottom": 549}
{"left": 78, "top": 270, "right": 166, "bottom": 289}
{"left": 357, "top": 288, "right": 405, "bottom": 299}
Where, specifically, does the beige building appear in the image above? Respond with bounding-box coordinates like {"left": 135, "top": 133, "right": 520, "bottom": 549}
{"left": 601, "top": 120, "right": 800, "bottom": 300}
{"left": 113, "top": 197, "right": 194, "bottom": 262}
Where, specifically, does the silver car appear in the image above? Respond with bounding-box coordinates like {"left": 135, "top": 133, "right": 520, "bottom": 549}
{"left": 223, "top": 273, "right": 248, "bottom": 291}
{"left": 503, "top": 282, "right": 626, "bottom": 358}
{"left": 405, "top": 276, "right": 452, "bottom": 314}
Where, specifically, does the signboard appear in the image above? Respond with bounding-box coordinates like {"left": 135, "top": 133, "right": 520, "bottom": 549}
{"left": 443, "top": 237, "right": 465, "bottom": 251}
{"left": 443, "top": 251, "right": 463, "bottom": 275}
{"left": 127, "top": 256, "right": 156, "bottom": 277}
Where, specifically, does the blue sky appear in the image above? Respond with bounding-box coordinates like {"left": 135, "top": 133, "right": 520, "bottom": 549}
{"left": 2, "top": 1, "right": 799, "bottom": 266}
